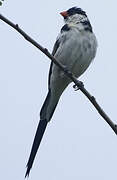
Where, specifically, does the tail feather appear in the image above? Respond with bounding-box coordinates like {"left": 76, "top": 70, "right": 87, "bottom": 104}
{"left": 25, "top": 90, "right": 60, "bottom": 178}
{"left": 40, "top": 90, "right": 60, "bottom": 122}
{"left": 40, "top": 90, "right": 51, "bottom": 120}
{"left": 25, "top": 119, "right": 47, "bottom": 178}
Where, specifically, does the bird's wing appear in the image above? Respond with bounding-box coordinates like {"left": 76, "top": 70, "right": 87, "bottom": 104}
{"left": 48, "top": 38, "right": 60, "bottom": 88}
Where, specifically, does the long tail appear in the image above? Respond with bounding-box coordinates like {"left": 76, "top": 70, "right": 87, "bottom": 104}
{"left": 25, "top": 119, "right": 47, "bottom": 177}
{"left": 25, "top": 90, "right": 60, "bottom": 177}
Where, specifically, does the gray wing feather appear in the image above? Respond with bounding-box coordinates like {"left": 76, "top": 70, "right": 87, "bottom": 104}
{"left": 48, "top": 39, "right": 60, "bottom": 88}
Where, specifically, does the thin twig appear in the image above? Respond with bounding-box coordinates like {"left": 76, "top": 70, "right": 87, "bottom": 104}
{"left": 0, "top": 14, "right": 117, "bottom": 135}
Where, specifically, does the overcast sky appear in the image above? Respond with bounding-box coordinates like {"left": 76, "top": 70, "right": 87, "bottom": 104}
{"left": 0, "top": 1, "right": 117, "bottom": 180}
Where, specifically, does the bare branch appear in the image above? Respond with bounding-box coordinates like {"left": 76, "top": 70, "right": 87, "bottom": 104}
{"left": 0, "top": 14, "right": 117, "bottom": 135}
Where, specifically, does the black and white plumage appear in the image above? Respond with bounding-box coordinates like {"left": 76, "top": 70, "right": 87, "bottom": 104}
{"left": 25, "top": 6, "right": 97, "bottom": 177}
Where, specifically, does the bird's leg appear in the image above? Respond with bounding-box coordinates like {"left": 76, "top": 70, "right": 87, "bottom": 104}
{"left": 73, "top": 81, "right": 84, "bottom": 91}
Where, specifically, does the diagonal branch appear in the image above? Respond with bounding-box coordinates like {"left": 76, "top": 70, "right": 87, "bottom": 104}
{"left": 0, "top": 14, "right": 117, "bottom": 135}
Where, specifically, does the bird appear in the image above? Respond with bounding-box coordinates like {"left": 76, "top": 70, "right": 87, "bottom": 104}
{"left": 25, "top": 6, "right": 97, "bottom": 177}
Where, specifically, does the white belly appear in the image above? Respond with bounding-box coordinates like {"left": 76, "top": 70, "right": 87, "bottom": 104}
{"left": 50, "top": 30, "right": 97, "bottom": 94}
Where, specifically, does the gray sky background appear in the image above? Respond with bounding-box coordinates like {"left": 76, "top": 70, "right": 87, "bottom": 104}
{"left": 0, "top": 1, "right": 117, "bottom": 180}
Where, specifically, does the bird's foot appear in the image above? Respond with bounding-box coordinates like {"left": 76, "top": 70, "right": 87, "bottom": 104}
{"left": 73, "top": 81, "right": 84, "bottom": 91}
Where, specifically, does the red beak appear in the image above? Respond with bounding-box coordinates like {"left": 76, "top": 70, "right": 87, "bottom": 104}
{"left": 60, "top": 11, "right": 68, "bottom": 18}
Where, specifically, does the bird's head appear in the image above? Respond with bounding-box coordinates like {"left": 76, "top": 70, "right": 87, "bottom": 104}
{"left": 60, "top": 7, "right": 88, "bottom": 24}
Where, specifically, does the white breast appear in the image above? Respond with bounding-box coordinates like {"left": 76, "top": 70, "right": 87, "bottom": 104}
{"left": 50, "top": 27, "right": 97, "bottom": 94}
{"left": 54, "top": 28, "right": 97, "bottom": 77}
{"left": 71, "top": 30, "right": 97, "bottom": 78}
